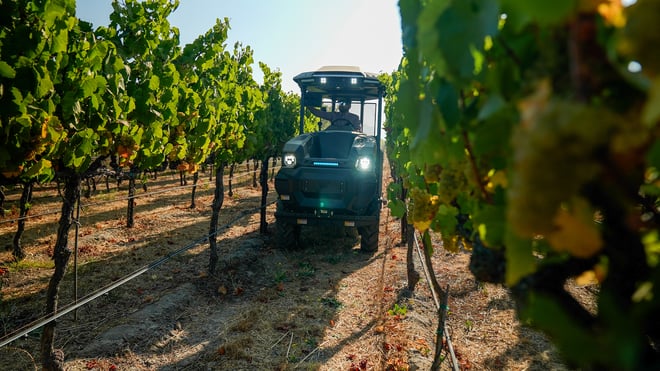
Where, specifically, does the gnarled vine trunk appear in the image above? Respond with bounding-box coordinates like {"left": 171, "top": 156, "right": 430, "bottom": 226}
{"left": 252, "top": 159, "right": 259, "bottom": 188}
{"left": 12, "top": 181, "right": 33, "bottom": 261}
{"left": 40, "top": 174, "right": 80, "bottom": 371}
{"left": 126, "top": 171, "right": 136, "bottom": 228}
{"left": 228, "top": 163, "right": 235, "bottom": 197}
{"left": 270, "top": 156, "right": 277, "bottom": 181}
{"left": 405, "top": 223, "right": 419, "bottom": 291}
{"left": 189, "top": 171, "right": 199, "bottom": 209}
{"left": 208, "top": 162, "right": 225, "bottom": 274}
{"left": 259, "top": 157, "right": 269, "bottom": 234}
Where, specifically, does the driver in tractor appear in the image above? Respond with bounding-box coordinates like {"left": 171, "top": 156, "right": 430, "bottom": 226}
{"left": 307, "top": 98, "right": 362, "bottom": 131}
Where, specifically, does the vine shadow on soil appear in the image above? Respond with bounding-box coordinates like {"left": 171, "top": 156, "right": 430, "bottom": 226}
{"left": 158, "top": 224, "right": 382, "bottom": 369}
{"left": 0, "top": 188, "right": 266, "bottom": 363}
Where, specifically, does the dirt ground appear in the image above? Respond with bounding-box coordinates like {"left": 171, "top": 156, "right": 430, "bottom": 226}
{"left": 0, "top": 167, "right": 580, "bottom": 370}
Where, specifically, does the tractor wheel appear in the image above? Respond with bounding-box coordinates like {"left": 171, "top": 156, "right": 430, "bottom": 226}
{"left": 276, "top": 219, "right": 300, "bottom": 249}
{"left": 358, "top": 222, "right": 379, "bottom": 252}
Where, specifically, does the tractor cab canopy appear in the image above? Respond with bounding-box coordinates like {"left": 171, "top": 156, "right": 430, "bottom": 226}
{"left": 293, "top": 66, "right": 385, "bottom": 137}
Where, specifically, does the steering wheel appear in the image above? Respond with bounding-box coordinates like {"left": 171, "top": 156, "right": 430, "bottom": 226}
{"left": 329, "top": 118, "right": 354, "bottom": 130}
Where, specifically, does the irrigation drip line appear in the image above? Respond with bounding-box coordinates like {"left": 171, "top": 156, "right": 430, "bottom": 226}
{"left": 0, "top": 182, "right": 204, "bottom": 225}
{"left": 413, "top": 232, "right": 459, "bottom": 371}
{"left": 0, "top": 201, "right": 275, "bottom": 349}
{"left": 0, "top": 208, "right": 61, "bottom": 225}
{"left": 0, "top": 181, "right": 200, "bottom": 225}
{"left": 81, "top": 179, "right": 213, "bottom": 207}
{"left": 227, "top": 169, "right": 257, "bottom": 181}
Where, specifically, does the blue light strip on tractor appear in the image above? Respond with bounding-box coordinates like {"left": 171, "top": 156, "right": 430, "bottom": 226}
{"left": 313, "top": 161, "right": 339, "bottom": 167}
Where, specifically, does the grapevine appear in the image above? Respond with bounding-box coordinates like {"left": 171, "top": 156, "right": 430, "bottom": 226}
{"left": 1, "top": 0, "right": 298, "bottom": 368}
{"left": 386, "top": 0, "right": 660, "bottom": 368}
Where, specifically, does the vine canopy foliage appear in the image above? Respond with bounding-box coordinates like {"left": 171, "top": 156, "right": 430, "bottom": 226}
{"left": 0, "top": 1, "right": 299, "bottom": 368}
{"left": 388, "top": 0, "right": 660, "bottom": 368}
{"left": 0, "top": 0, "right": 76, "bottom": 181}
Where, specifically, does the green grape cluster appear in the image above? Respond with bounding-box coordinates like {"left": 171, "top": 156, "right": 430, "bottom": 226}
{"left": 423, "top": 163, "right": 442, "bottom": 183}
{"left": 508, "top": 99, "right": 622, "bottom": 236}
{"left": 409, "top": 187, "right": 439, "bottom": 232}
{"left": 436, "top": 161, "right": 469, "bottom": 205}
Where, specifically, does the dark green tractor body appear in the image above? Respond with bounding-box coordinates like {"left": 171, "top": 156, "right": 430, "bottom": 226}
{"left": 274, "top": 66, "right": 385, "bottom": 251}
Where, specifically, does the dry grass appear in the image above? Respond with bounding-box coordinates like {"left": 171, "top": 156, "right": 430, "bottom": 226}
{"left": 0, "top": 169, "right": 590, "bottom": 370}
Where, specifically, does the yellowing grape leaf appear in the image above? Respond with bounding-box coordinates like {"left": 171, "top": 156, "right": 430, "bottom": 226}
{"left": 579, "top": 0, "right": 626, "bottom": 26}
{"left": 41, "top": 119, "right": 49, "bottom": 138}
{"left": 23, "top": 159, "right": 52, "bottom": 178}
{"left": 575, "top": 270, "right": 599, "bottom": 286}
{"left": 547, "top": 203, "right": 603, "bottom": 258}
{"left": 597, "top": 0, "right": 626, "bottom": 27}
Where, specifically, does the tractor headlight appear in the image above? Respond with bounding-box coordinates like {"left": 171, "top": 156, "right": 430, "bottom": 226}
{"left": 283, "top": 153, "right": 297, "bottom": 168}
{"left": 355, "top": 157, "right": 371, "bottom": 171}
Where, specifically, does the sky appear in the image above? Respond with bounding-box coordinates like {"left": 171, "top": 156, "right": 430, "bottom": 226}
{"left": 75, "top": 0, "right": 404, "bottom": 94}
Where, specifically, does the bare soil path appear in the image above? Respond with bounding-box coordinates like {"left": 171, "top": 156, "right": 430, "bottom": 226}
{"left": 0, "top": 169, "right": 576, "bottom": 370}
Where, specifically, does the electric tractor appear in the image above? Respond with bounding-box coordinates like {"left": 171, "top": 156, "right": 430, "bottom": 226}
{"left": 274, "top": 66, "right": 385, "bottom": 252}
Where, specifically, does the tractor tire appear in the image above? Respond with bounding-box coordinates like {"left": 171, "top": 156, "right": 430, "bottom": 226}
{"left": 276, "top": 219, "right": 300, "bottom": 249}
{"left": 358, "top": 222, "right": 379, "bottom": 252}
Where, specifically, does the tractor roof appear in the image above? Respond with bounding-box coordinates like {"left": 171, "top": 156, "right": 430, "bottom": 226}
{"left": 293, "top": 66, "right": 385, "bottom": 101}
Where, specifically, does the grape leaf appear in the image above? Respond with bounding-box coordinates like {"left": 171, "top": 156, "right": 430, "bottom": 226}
{"left": 547, "top": 200, "right": 603, "bottom": 259}
{"left": 500, "top": 0, "right": 576, "bottom": 29}
{"left": 388, "top": 199, "right": 407, "bottom": 218}
{"left": 0, "top": 61, "right": 16, "bottom": 78}
{"left": 473, "top": 202, "right": 506, "bottom": 247}
{"left": 149, "top": 75, "right": 160, "bottom": 90}
{"left": 435, "top": 79, "right": 461, "bottom": 129}
{"left": 23, "top": 158, "right": 52, "bottom": 179}
{"left": 504, "top": 231, "right": 536, "bottom": 286}
{"left": 421, "top": 0, "right": 499, "bottom": 83}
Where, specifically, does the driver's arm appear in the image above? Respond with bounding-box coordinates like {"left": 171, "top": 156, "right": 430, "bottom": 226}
{"left": 350, "top": 114, "right": 362, "bottom": 131}
{"left": 307, "top": 106, "right": 333, "bottom": 120}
